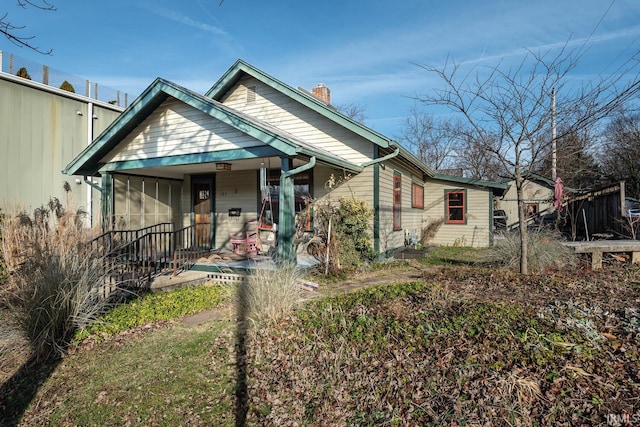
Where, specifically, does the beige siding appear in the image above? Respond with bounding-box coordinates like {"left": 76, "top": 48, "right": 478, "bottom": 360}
{"left": 214, "top": 170, "right": 259, "bottom": 249}
{"left": 424, "top": 179, "right": 492, "bottom": 248}
{"left": 221, "top": 76, "right": 373, "bottom": 164}
{"left": 377, "top": 162, "right": 426, "bottom": 252}
{"left": 108, "top": 98, "right": 262, "bottom": 163}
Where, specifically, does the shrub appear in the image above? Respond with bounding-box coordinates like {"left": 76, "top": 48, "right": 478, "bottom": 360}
{"left": 16, "top": 67, "right": 31, "bottom": 80}
{"left": 334, "top": 197, "right": 376, "bottom": 267}
{"left": 0, "top": 200, "right": 112, "bottom": 361}
{"left": 59, "top": 80, "right": 75, "bottom": 93}
{"left": 486, "top": 228, "right": 577, "bottom": 273}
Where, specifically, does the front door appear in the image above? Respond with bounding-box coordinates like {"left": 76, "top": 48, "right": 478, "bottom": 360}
{"left": 192, "top": 176, "right": 214, "bottom": 247}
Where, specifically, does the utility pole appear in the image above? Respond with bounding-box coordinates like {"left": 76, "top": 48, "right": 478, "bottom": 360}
{"left": 551, "top": 88, "right": 557, "bottom": 180}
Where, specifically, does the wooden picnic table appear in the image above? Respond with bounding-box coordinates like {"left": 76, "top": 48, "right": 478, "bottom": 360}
{"left": 564, "top": 240, "right": 640, "bottom": 269}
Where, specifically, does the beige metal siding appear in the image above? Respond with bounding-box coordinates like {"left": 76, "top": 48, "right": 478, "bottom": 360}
{"left": 108, "top": 98, "right": 262, "bottom": 163}
{"left": 220, "top": 76, "right": 373, "bottom": 164}
{"left": 0, "top": 78, "right": 120, "bottom": 218}
{"left": 424, "top": 179, "right": 492, "bottom": 247}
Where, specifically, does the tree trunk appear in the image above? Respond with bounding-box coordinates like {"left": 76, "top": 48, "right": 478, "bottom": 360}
{"left": 515, "top": 175, "right": 529, "bottom": 274}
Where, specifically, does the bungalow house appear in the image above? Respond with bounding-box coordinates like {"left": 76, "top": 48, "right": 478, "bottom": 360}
{"left": 64, "top": 60, "right": 507, "bottom": 263}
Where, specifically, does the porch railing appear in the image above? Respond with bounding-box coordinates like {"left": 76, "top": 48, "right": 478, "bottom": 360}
{"left": 92, "top": 223, "right": 210, "bottom": 293}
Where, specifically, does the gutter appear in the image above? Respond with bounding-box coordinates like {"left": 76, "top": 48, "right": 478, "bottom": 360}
{"left": 84, "top": 176, "right": 103, "bottom": 193}
{"left": 360, "top": 147, "right": 400, "bottom": 167}
{"left": 282, "top": 156, "right": 316, "bottom": 177}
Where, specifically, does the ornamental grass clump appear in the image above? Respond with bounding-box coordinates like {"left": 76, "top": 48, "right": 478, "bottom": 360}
{"left": 239, "top": 263, "right": 308, "bottom": 323}
{"left": 0, "top": 200, "right": 113, "bottom": 361}
{"left": 487, "top": 228, "right": 577, "bottom": 273}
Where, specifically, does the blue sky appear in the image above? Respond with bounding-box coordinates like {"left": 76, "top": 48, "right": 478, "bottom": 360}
{"left": 2, "top": 0, "right": 639, "bottom": 137}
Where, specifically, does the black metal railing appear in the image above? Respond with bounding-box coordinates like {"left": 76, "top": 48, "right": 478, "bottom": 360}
{"left": 92, "top": 223, "right": 210, "bottom": 294}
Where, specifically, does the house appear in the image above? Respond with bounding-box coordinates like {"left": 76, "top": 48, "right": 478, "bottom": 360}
{"left": 494, "top": 172, "right": 557, "bottom": 229}
{"left": 0, "top": 51, "right": 125, "bottom": 224}
{"left": 63, "top": 60, "right": 507, "bottom": 262}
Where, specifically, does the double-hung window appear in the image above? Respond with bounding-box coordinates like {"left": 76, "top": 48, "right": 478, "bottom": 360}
{"left": 446, "top": 190, "right": 465, "bottom": 224}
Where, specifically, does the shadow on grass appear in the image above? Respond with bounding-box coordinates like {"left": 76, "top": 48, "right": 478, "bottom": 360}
{"left": 0, "top": 354, "right": 61, "bottom": 426}
{"left": 235, "top": 277, "right": 249, "bottom": 426}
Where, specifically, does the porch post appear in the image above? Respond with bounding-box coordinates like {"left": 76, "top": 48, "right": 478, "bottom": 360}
{"left": 101, "top": 172, "right": 113, "bottom": 231}
{"left": 278, "top": 157, "right": 296, "bottom": 264}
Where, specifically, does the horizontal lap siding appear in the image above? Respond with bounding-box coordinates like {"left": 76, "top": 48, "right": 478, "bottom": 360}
{"left": 378, "top": 163, "right": 425, "bottom": 253}
{"left": 109, "top": 98, "right": 262, "bottom": 162}
{"left": 424, "top": 180, "right": 491, "bottom": 248}
{"left": 214, "top": 171, "right": 258, "bottom": 250}
{"left": 221, "top": 76, "right": 373, "bottom": 164}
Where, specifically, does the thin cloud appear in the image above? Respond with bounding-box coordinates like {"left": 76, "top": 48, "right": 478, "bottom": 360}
{"left": 148, "top": 5, "right": 228, "bottom": 36}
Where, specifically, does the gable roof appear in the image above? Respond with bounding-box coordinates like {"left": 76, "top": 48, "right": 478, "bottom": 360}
{"left": 63, "top": 77, "right": 363, "bottom": 176}
{"left": 205, "top": 59, "right": 434, "bottom": 178}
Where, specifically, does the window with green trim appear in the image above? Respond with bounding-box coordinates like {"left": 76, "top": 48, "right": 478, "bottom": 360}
{"left": 446, "top": 190, "right": 465, "bottom": 224}
{"left": 412, "top": 183, "right": 424, "bottom": 209}
{"left": 393, "top": 172, "right": 402, "bottom": 230}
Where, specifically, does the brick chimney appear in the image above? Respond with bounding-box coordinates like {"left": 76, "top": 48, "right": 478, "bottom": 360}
{"left": 312, "top": 83, "right": 331, "bottom": 104}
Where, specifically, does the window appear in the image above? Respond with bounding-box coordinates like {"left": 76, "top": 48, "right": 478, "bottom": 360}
{"left": 393, "top": 172, "right": 402, "bottom": 230}
{"left": 446, "top": 190, "right": 465, "bottom": 224}
{"left": 526, "top": 203, "right": 539, "bottom": 219}
{"left": 412, "top": 183, "right": 424, "bottom": 209}
{"left": 259, "top": 171, "right": 311, "bottom": 231}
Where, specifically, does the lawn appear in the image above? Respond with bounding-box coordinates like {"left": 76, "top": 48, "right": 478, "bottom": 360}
{"left": 1, "top": 248, "right": 639, "bottom": 426}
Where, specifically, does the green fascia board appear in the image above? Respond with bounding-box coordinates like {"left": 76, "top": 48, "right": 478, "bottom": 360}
{"left": 64, "top": 77, "right": 355, "bottom": 177}
{"left": 205, "top": 59, "right": 395, "bottom": 149}
{"left": 432, "top": 173, "right": 510, "bottom": 194}
{"left": 63, "top": 79, "right": 170, "bottom": 176}
{"left": 99, "top": 146, "right": 283, "bottom": 172}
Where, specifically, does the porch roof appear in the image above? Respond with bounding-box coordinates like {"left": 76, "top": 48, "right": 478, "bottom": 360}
{"left": 63, "top": 78, "right": 363, "bottom": 177}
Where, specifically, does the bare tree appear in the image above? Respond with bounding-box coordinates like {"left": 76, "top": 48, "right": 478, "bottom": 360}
{"left": 417, "top": 45, "right": 640, "bottom": 274}
{"left": 335, "top": 103, "right": 367, "bottom": 124}
{"left": 599, "top": 109, "right": 640, "bottom": 198}
{"left": 1, "top": 1, "right": 55, "bottom": 54}
{"left": 398, "top": 105, "right": 460, "bottom": 171}
{"left": 452, "top": 131, "right": 505, "bottom": 181}
{"left": 536, "top": 125, "right": 602, "bottom": 191}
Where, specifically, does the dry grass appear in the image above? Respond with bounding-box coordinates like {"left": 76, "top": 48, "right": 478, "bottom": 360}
{"left": 487, "top": 228, "right": 578, "bottom": 273}
{"left": 0, "top": 201, "right": 113, "bottom": 362}
{"left": 239, "top": 263, "right": 310, "bottom": 323}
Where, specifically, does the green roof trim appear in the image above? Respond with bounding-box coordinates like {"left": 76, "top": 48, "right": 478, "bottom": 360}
{"left": 99, "top": 146, "right": 283, "bottom": 172}
{"left": 64, "top": 77, "right": 361, "bottom": 177}
{"left": 432, "top": 173, "right": 510, "bottom": 193}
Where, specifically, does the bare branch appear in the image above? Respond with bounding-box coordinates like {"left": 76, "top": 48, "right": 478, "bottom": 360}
{"left": 0, "top": 1, "right": 55, "bottom": 54}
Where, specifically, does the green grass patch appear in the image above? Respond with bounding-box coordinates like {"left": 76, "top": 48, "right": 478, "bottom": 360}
{"left": 420, "top": 245, "right": 485, "bottom": 265}
{"left": 42, "top": 323, "right": 235, "bottom": 426}
{"left": 74, "top": 284, "right": 231, "bottom": 342}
